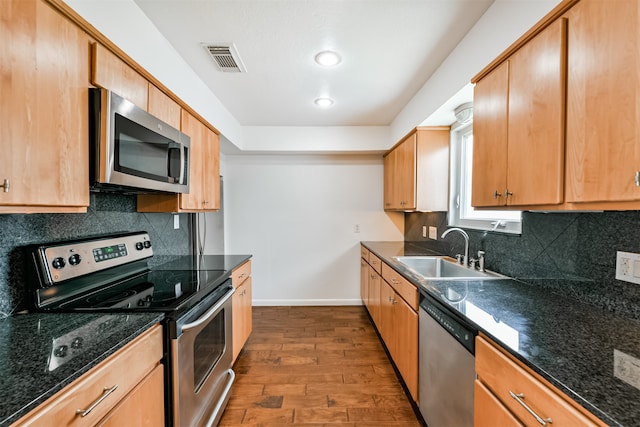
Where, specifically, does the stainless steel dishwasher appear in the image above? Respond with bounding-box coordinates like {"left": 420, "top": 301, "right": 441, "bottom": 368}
{"left": 419, "top": 292, "right": 476, "bottom": 427}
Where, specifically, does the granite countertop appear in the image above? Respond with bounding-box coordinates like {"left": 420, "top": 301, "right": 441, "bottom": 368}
{"left": 362, "top": 241, "right": 640, "bottom": 427}
{"left": 0, "top": 312, "right": 163, "bottom": 426}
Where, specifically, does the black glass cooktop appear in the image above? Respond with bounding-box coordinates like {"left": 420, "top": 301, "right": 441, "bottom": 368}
{"left": 37, "top": 261, "right": 230, "bottom": 316}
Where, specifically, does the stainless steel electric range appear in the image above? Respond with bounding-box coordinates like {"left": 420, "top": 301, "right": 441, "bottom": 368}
{"left": 25, "top": 231, "right": 243, "bottom": 427}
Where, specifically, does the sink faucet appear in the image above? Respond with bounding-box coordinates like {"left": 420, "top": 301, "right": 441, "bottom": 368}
{"left": 441, "top": 227, "right": 469, "bottom": 267}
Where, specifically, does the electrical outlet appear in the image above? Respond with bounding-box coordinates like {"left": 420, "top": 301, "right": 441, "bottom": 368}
{"left": 614, "top": 349, "right": 640, "bottom": 390}
{"left": 428, "top": 226, "right": 438, "bottom": 240}
{"left": 354, "top": 224, "right": 360, "bottom": 234}
{"left": 422, "top": 226, "right": 427, "bottom": 238}
{"left": 616, "top": 251, "right": 640, "bottom": 284}
{"left": 173, "top": 214, "right": 180, "bottom": 230}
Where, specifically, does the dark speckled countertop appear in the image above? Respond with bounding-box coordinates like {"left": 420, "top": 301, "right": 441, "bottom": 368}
{"left": 0, "top": 312, "right": 163, "bottom": 426}
{"left": 362, "top": 241, "right": 640, "bottom": 427}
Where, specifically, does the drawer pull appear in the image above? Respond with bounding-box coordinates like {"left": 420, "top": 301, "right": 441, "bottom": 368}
{"left": 509, "top": 391, "right": 552, "bottom": 425}
{"left": 238, "top": 273, "right": 247, "bottom": 279}
{"left": 76, "top": 384, "right": 118, "bottom": 417}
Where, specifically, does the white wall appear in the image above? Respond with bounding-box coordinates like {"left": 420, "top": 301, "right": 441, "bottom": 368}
{"left": 221, "top": 154, "right": 403, "bottom": 305}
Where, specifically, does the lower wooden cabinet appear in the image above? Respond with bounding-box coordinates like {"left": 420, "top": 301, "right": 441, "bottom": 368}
{"left": 231, "top": 260, "right": 253, "bottom": 363}
{"left": 13, "top": 325, "right": 164, "bottom": 427}
{"left": 359, "top": 246, "right": 418, "bottom": 402}
{"left": 475, "top": 335, "right": 605, "bottom": 426}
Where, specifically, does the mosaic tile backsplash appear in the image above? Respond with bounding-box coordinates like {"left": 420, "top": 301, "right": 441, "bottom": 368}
{"left": 406, "top": 211, "right": 640, "bottom": 319}
{"left": 0, "top": 193, "right": 191, "bottom": 317}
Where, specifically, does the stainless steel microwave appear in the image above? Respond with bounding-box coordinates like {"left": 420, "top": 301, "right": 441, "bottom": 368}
{"left": 89, "top": 88, "right": 190, "bottom": 193}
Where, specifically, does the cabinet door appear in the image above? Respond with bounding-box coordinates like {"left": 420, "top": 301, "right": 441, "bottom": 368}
{"left": 378, "top": 281, "right": 396, "bottom": 357}
{"left": 179, "top": 111, "right": 220, "bottom": 211}
{"left": 98, "top": 365, "right": 165, "bottom": 427}
{"left": 566, "top": 0, "right": 640, "bottom": 203}
{"left": 474, "top": 380, "right": 523, "bottom": 427}
{"left": 0, "top": 0, "right": 89, "bottom": 212}
{"left": 368, "top": 266, "right": 381, "bottom": 328}
{"left": 92, "top": 43, "right": 148, "bottom": 110}
{"left": 397, "top": 134, "right": 417, "bottom": 210}
{"left": 472, "top": 61, "right": 509, "bottom": 207}
{"left": 393, "top": 294, "right": 418, "bottom": 402}
{"left": 232, "top": 277, "right": 252, "bottom": 363}
{"left": 360, "top": 259, "right": 369, "bottom": 305}
{"left": 383, "top": 150, "right": 395, "bottom": 209}
{"left": 147, "top": 84, "right": 180, "bottom": 129}
{"left": 506, "top": 18, "right": 566, "bottom": 206}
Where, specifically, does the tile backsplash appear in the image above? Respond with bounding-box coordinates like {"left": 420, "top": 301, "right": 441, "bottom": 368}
{"left": 0, "top": 193, "right": 191, "bottom": 317}
{"left": 406, "top": 211, "right": 640, "bottom": 319}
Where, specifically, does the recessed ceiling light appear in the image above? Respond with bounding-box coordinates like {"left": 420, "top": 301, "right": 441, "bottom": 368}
{"left": 314, "top": 98, "right": 334, "bottom": 107}
{"left": 314, "top": 51, "right": 341, "bottom": 67}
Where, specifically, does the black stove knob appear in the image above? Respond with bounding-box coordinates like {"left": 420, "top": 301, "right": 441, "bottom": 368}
{"left": 51, "top": 257, "right": 66, "bottom": 269}
{"left": 68, "top": 254, "right": 82, "bottom": 266}
{"left": 135, "top": 242, "right": 144, "bottom": 251}
{"left": 143, "top": 240, "right": 151, "bottom": 249}
{"left": 54, "top": 345, "right": 68, "bottom": 358}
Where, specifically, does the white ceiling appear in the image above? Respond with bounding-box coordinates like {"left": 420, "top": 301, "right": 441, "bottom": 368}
{"left": 133, "top": 0, "right": 493, "bottom": 127}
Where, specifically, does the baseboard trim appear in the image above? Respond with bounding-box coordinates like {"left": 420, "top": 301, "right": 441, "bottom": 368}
{"left": 252, "top": 299, "right": 363, "bottom": 306}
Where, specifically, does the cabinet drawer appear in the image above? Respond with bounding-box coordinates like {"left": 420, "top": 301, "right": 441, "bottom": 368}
{"left": 14, "top": 325, "right": 163, "bottom": 427}
{"left": 476, "top": 336, "right": 603, "bottom": 427}
{"left": 381, "top": 263, "right": 418, "bottom": 311}
{"left": 360, "top": 246, "right": 370, "bottom": 262}
{"left": 232, "top": 260, "right": 251, "bottom": 288}
{"left": 368, "top": 253, "right": 382, "bottom": 274}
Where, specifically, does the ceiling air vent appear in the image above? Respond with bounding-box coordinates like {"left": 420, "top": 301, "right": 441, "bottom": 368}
{"left": 203, "top": 44, "right": 246, "bottom": 73}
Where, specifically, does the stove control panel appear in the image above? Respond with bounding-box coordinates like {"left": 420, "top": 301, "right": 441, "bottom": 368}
{"left": 36, "top": 232, "right": 153, "bottom": 285}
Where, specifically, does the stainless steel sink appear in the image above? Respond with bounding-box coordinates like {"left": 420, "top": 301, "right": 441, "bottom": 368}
{"left": 393, "top": 256, "right": 506, "bottom": 280}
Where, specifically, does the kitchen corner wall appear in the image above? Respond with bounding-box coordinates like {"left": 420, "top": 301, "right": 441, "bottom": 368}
{"left": 406, "top": 211, "right": 640, "bottom": 320}
{"left": 0, "top": 193, "right": 191, "bottom": 317}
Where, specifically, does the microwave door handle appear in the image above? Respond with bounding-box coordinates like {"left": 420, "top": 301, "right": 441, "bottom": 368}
{"left": 168, "top": 147, "right": 181, "bottom": 180}
{"left": 180, "top": 144, "right": 188, "bottom": 185}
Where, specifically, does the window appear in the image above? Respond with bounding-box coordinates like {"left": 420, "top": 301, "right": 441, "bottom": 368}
{"left": 449, "top": 122, "right": 522, "bottom": 234}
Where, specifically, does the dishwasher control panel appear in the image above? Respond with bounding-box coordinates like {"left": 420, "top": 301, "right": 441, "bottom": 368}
{"left": 420, "top": 295, "right": 475, "bottom": 354}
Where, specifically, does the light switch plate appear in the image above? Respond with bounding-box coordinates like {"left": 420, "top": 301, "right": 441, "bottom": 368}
{"left": 173, "top": 214, "right": 180, "bottom": 230}
{"left": 428, "top": 226, "right": 438, "bottom": 240}
{"left": 422, "top": 226, "right": 427, "bottom": 238}
{"left": 616, "top": 251, "right": 640, "bottom": 284}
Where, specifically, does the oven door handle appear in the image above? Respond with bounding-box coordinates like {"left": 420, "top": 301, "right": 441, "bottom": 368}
{"left": 181, "top": 285, "right": 235, "bottom": 333}
{"left": 204, "top": 369, "right": 235, "bottom": 427}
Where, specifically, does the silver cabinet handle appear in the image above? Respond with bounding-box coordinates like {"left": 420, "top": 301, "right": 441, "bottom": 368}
{"left": 493, "top": 190, "right": 502, "bottom": 198}
{"left": 635, "top": 171, "right": 640, "bottom": 187}
{"left": 509, "top": 391, "right": 552, "bottom": 425}
{"left": 391, "top": 278, "right": 399, "bottom": 284}
{"left": 505, "top": 188, "right": 513, "bottom": 198}
{"left": 76, "top": 384, "right": 118, "bottom": 417}
{"left": 2, "top": 179, "right": 9, "bottom": 193}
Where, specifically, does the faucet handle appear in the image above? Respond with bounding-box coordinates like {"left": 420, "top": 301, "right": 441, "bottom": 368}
{"left": 455, "top": 254, "right": 464, "bottom": 264}
{"left": 477, "top": 251, "right": 486, "bottom": 272}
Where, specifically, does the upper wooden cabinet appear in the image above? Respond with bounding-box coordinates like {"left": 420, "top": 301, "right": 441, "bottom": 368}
{"left": 137, "top": 109, "right": 220, "bottom": 212}
{"left": 565, "top": 0, "right": 640, "bottom": 204}
{"left": 0, "top": 0, "right": 90, "bottom": 213}
{"left": 472, "top": 18, "right": 566, "bottom": 208}
{"left": 91, "top": 43, "right": 148, "bottom": 110}
{"left": 383, "top": 127, "right": 449, "bottom": 212}
{"left": 147, "top": 83, "right": 181, "bottom": 129}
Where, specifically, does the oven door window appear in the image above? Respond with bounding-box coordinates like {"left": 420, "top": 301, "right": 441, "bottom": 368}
{"left": 114, "top": 113, "right": 179, "bottom": 183}
{"left": 193, "top": 308, "right": 226, "bottom": 392}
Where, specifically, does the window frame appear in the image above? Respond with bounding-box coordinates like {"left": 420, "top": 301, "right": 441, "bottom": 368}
{"left": 448, "top": 121, "right": 522, "bottom": 234}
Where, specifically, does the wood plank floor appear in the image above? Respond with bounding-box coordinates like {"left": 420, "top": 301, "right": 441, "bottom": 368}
{"left": 219, "top": 306, "right": 423, "bottom": 427}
